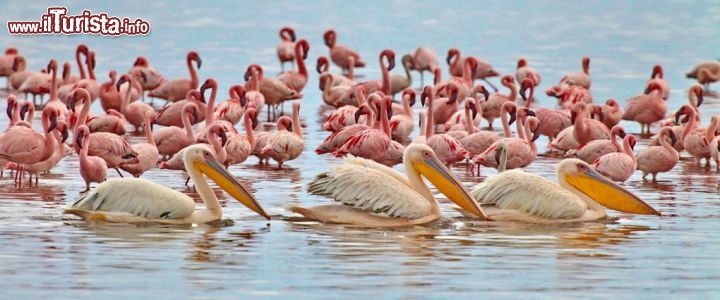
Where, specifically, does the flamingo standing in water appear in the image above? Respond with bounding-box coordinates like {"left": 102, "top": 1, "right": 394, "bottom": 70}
{"left": 519, "top": 82, "right": 572, "bottom": 144}
{"left": 339, "top": 49, "right": 395, "bottom": 107}
{"left": 319, "top": 72, "right": 352, "bottom": 107}
{"left": 593, "top": 99, "right": 624, "bottom": 128}
{"left": 321, "top": 85, "right": 368, "bottom": 131}
{"left": 44, "top": 59, "right": 70, "bottom": 121}
{"left": 550, "top": 56, "right": 591, "bottom": 91}
{"left": 323, "top": 29, "right": 366, "bottom": 74}
{"left": 447, "top": 48, "right": 499, "bottom": 90}
{"left": 571, "top": 102, "right": 610, "bottom": 145}
{"left": 636, "top": 127, "right": 678, "bottom": 181}
{"left": 153, "top": 102, "right": 199, "bottom": 160}
{"left": 153, "top": 90, "right": 206, "bottom": 127}
{"left": 0, "top": 106, "right": 68, "bottom": 186}
{"left": 148, "top": 51, "right": 201, "bottom": 102}
{"left": 71, "top": 50, "right": 100, "bottom": 102}
{"left": 686, "top": 60, "right": 720, "bottom": 90}
{"left": 65, "top": 144, "right": 269, "bottom": 224}
{"left": 315, "top": 102, "right": 373, "bottom": 155}
{"left": 416, "top": 86, "right": 469, "bottom": 167}
{"left": 592, "top": 134, "right": 637, "bottom": 182}
{"left": 119, "top": 112, "right": 159, "bottom": 178}
{"left": 57, "top": 44, "right": 89, "bottom": 101}
{"left": 160, "top": 124, "right": 227, "bottom": 173}
{"left": 9, "top": 56, "right": 33, "bottom": 91}
{"left": 244, "top": 63, "right": 300, "bottom": 121}
{"left": 194, "top": 78, "right": 238, "bottom": 143}
{"left": 129, "top": 56, "right": 165, "bottom": 95}
{"left": 648, "top": 86, "right": 702, "bottom": 153}
{"left": 215, "top": 85, "right": 247, "bottom": 126}
{"left": 515, "top": 58, "right": 541, "bottom": 91}
{"left": 23, "top": 121, "right": 69, "bottom": 186}
{"left": 262, "top": 101, "right": 304, "bottom": 169}
{"left": 472, "top": 110, "right": 539, "bottom": 173}
{"left": 409, "top": 47, "right": 440, "bottom": 87}
{"left": 682, "top": 110, "right": 719, "bottom": 166}
{"left": 389, "top": 88, "right": 416, "bottom": 141}
{"left": 316, "top": 56, "right": 355, "bottom": 87}
{"left": 479, "top": 75, "right": 518, "bottom": 129}
{"left": 277, "top": 26, "right": 297, "bottom": 73}
{"left": 86, "top": 109, "right": 127, "bottom": 136}
{"left": 566, "top": 125, "right": 626, "bottom": 164}
{"left": 76, "top": 124, "right": 108, "bottom": 192}
{"left": 646, "top": 64, "right": 670, "bottom": 99}
{"left": 223, "top": 107, "right": 258, "bottom": 167}
{"left": 333, "top": 93, "right": 392, "bottom": 161}
{"left": 0, "top": 47, "right": 19, "bottom": 90}
{"left": 622, "top": 81, "right": 666, "bottom": 136}
{"left": 68, "top": 88, "right": 138, "bottom": 177}
{"left": 117, "top": 73, "right": 154, "bottom": 132}
{"left": 389, "top": 54, "right": 413, "bottom": 97}
{"left": 277, "top": 39, "right": 310, "bottom": 93}
{"left": 458, "top": 100, "right": 501, "bottom": 158}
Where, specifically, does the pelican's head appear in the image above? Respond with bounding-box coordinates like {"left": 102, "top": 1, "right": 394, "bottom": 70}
{"left": 558, "top": 158, "right": 661, "bottom": 216}
{"left": 404, "top": 144, "right": 490, "bottom": 220}
{"left": 183, "top": 144, "right": 270, "bottom": 220}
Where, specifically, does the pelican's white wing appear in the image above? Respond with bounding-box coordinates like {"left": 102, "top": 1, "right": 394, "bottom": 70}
{"left": 470, "top": 170, "right": 587, "bottom": 219}
{"left": 308, "top": 157, "right": 430, "bottom": 219}
{"left": 70, "top": 178, "right": 196, "bottom": 219}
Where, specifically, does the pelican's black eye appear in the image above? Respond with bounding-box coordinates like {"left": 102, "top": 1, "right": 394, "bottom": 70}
{"left": 423, "top": 151, "right": 432, "bottom": 158}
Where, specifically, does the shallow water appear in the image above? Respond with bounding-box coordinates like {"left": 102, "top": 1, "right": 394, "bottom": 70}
{"left": 1, "top": 1, "right": 720, "bottom": 298}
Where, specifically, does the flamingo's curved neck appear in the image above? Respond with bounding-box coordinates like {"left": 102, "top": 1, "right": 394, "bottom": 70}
{"left": 76, "top": 49, "right": 86, "bottom": 79}
{"left": 205, "top": 85, "right": 217, "bottom": 125}
{"left": 380, "top": 54, "right": 391, "bottom": 95}
{"left": 291, "top": 105, "right": 302, "bottom": 137}
{"left": 49, "top": 64, "right": 58, "bottom": 102}
{"left": 463, "top": 103, "right": 473, "bottom": 133}
{"left": 347, "top": 56, "right": 355, "bottom": 81}
{"left": 144, "top": 115, "right": 155, "bottom": 146}
{"left": 295, "top": 44, "right": 307, "bottom": 80}
{"left": 425, "top": 95, "right": 435, "bottom": 137}
{"left": 500, "top": 105, "right": 512, "bottom": 138}
{"left": 181, "top": 107, "right": 195, "bottom": 141}
{"left": 244, "top": 113, "right": 255, "bottom": 149}
{"left": 188, "top": 56, "right": 199, "bottom": 89}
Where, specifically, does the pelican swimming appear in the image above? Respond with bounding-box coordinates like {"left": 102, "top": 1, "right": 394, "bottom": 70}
{"left": 289, "top": 143, "right": 489, "bottom": 227}
{"left": 468, "top": 146, "right": 660, "bottom": 223}
{"left": 64, "top": 144, "right": 269, "bottom": 224}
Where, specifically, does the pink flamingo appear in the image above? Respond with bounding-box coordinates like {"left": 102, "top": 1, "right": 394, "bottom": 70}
{"left": 152, "top": 90, "right": 206, "bottom": 127}
{"left": 322, "top": 84, "right": 369, "bottom": 132}
{"left": 339, "top": 49, "right": 395, "bottom": 107}
{"left": 119, "top": 112, "right": 158, "bottom": 177}
{"left": 72, "top": 50, "right": 100, "bottom": 102}
{"left": 447, "top": 48, "right": 499, "bottom": 90}
{"left": 646, "top": 64, "right": 670, "bottom": 99}
{"left": 636, "top": 127, "right": 679, "bottom": 181}
{"left": 549, "top": 125, "right": 580, "bottom": 153}
{"left": 622, "top": 81, "right": 667, "bottom": 136}
{"left": 0, "top": 47, "right": 19, "bottom": 90}
{"left": 515, "top": 58, "right": 541, "bottom": 90}
{"left": 458, "top": 100, "right": 501, "bottom": 157}
{"left": 316, "top": 56, "right": 355, "bottom": 87}
{"left": 416, "top": 86, "right": 469, "bottom": 166}
{"left": 99, "top": 70, "right": 122, "bottom": 112}
{"left": 23, "top": 121, "right": 69, "bottom": 186}
{"left": 277, "top": 39, "right": 310, "bottom": 93}
{"left": 686, "top": 60, "right": 720, "bottom": 90}
{"left": 57, "top": 44, "right": 88, "bottom": 101}
{"left": 223, "top": 107, "right": 257, "bottom": 167}
{"left": 44, "top": 59, "right": 70, "bottom": 121}
{"left": 435, "top": 56, "right": 475, "bottom": 101}
{"left": 86, "top": 109, "right": 127, "bottom": 135}
{"left": 194, "top": 78, "right": 238, "bottom": 143}
{"left": 61, "top": 61, "right": 80, "bottom": 85}
{"left": 315, "top": 103, "right": 373, "bottom": 155}
{"left": 430, "top": 82, "right": 461, "bottom": 129}
{"left": 566, "top": 124, "right": 626, "bottom": 164}
{"left": 682, "top": 109, "right": 719, "bottom": 166}
{"left": 323, "top": 29, "right": 366, "bottom": 74}
{"left": 479, "top": 75, "right": 518, "bottom": 129}
{"left": 410, "top": 47, "right": 440, "bottom": 86}
{"left": 472, "top": 104, "right": 539, "bottom": 173}
{"left": 571, "top": 102, "right": 610, "bottom": 145}
{"left": 9, "top": 56, "right": 33, "bottom": 91}
{"left": 446, "top": 98, "right": 479, "bottom": 140}
{"left": 592, "top": 99, "right": 624, "bottom": 128}
{"left": 0, "top": 106, "right": 67, "bottom": 186}
{"left": 245, "top": 63, "right": 301, "bottom": 121}
{"left": 710, "top": 133, "right": 720, "bottom": 171}
{"left": 262, "top": 101, "right": 304, "bottom": 169}
{"left": 129, "top": 56, "right": 165, "bottom": 93}
{"left": 389, "top": 88, "right": 416, "bottom": 141}
{"left": 69, "top": 88, "right": 138, "bottom": 177}
{"left": 333, "top": 93, "right": 392, "bottom": 161}
{"left": 276, "top": 27, "right": 297, "bottom": 73}
{"left": 648, "top": 86, "right": 704, "bottom": 152}
{"left": 389, "top": 54, "right": 414, "bottom": 97}
{"left": 153, "top": 102, "right": 199, "bottom": 160}
{"left": 519, "top": 82, "right": 572, "bottom": 143}
{"left": 17, "top": 66, "right": 54, "bottom": 104}
{"left": 319, "top": 72, "right": 352, "bottom": 107}
{"left": 444, "top": 96, "right": 483, "bottom": 133}
{"left": 159, "top": 124, "right": 227, "bottom": 172}
{"left": 148, "top": 51, "right": 202, "bottom": 102}
{"left": 117, "top": 73, "right": 154, "bottom": 132}
{"left": 76, "top": 124, "right": 108, "bottom": 192}
{"left": 553, "top": 56, "right": 591, "bottom": 90}
{"left": 215, "top": 84, "right": 247, "bottom": 126}
{"left": 592, "top": 134, "right": 637, "bottom": 182}
{"left": 243, "top": 64, "right": 265, "bottom": 112}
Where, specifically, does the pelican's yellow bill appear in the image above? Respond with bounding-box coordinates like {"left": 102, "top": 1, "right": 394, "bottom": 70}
{"left": 415, "top": 159, "right": 491, "bottom": 220}
{"left": 195, "top": 160, "right": 271, "bottom": 220}
{"left": 566, "top": 171, "right": 661, "bottom": 216}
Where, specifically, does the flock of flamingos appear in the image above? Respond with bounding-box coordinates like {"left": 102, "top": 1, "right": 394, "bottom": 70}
{"left": 1, "top": 26, "right": 719, "bottom": 227}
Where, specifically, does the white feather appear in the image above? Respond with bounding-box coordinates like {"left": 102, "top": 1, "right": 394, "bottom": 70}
{"left": 470, "top": 169, "right": 587, "bottom": 219}
{"left": 307, "top": 156, "right": 431, "bottom": 219}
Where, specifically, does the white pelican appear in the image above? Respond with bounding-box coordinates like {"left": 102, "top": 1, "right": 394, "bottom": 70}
{"left": 288, "top": 143, "right": 490, "bottom": 227}
{"left": 469, "top": 155, "right": 661, "bottom": 224}
{"left": 64, "top": 144, "right": 269, "bottom": 224}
